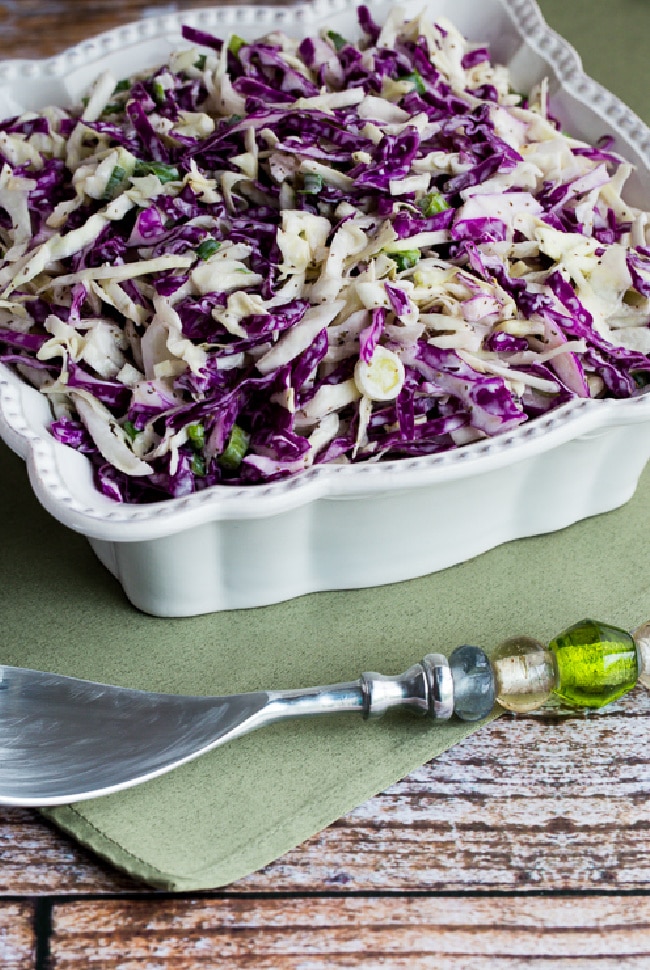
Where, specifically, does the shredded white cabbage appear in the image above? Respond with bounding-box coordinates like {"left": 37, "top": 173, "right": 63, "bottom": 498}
{"left": 0, "top": 5, "right": 648, "bottom": 502}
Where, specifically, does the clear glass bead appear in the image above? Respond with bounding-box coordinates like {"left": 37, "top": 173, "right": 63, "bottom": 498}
{"left": 449, "top": 645, "right": 495, "bottom": 722}
{"left": 493, "top": 636, "right": 557, "bottom": 713}
{"left": 632, "top": 622, "right": 650, "bottom": 689}
{"left": 549, "top": 618, "right": 638, "bottom": 708}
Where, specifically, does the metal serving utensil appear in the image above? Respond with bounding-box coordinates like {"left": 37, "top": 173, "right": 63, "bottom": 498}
{"left": 0, "top": 656, "right": 453, "bottom": 806}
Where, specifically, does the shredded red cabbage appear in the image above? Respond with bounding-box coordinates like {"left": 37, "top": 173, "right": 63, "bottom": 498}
{"left": 0, "top": 5, "right": 649, "bottom": 503}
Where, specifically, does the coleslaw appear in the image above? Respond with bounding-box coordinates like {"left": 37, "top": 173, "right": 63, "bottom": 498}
{"left": 0, "top": 5, "right": 649, "bottom": 502}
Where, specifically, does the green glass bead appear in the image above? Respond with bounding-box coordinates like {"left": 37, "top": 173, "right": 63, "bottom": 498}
{"left": 632, "top": 622, "right": 650, "bottom": 689}
{"left": 549, "top": 618, "right": 638, "bottom": 708}
{"left": 493, "top": 636, "right": 557, "bottom": 713}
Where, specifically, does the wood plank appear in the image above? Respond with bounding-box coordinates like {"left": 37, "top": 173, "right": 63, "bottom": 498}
{"left": 0, "top": 808, "right": 144, "bottom": 895}
{"left": 0, "top": 902, "right": 36, "bottom": 970}
{"left": 0, "top": 0, "right": 294, "bottom": 59}
{"left": 47, "top": 895, "right": 650, "bottom": 969}
{"left": 239, "top": 688, "right": 650, "bottom": 893}
{"left": 3, "top": 690, "right": 650, "bottom": 895}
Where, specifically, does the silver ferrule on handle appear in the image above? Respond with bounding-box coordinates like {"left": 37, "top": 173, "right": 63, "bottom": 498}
{"left": 361, "top": 653, "right": 454, "bottom": 720}
{"left": 261, "top": 654, "right": 454, "bottom": 728}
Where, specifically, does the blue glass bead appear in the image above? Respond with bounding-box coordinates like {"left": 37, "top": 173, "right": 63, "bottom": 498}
{"left": 449, "top": 645, "right": 495, "bottom": 721}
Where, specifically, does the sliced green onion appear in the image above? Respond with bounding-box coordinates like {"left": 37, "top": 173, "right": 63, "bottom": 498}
{"left": 123, "top": 420, "right": 139, "bottom": 441}
{"left": 218, "top": 424, "right": 249, "bottom": 471}
{"left": 387, "top": 249, "right": 421, "bottom": 272}
{"left": 133, "top": 161, "right": 181, "bottom": 183}
{"left": 196, "top": 239, "right": 221, "bottom": 261}
{"left": 194, "top": 54, "right": 207, "bottom": 71}
{"left": 152, "top": 79, "right": 167, "bottom": 104}
{"left": 417, "top": 190, "right": 450, "bottom": 217}
{"left": 228, "top": 35, "right": 246, "bottom": 56}
{"left": 190, "top": 454, "right": 206, "bottom": 477}
{"left": 633, "top": 371, "right": 650, "bottom": 389}
{"left": 101, "top": 102, "right": 124, "bottom": 116}
{"left": 102, "top": 165, "right": 127, "bottom": 200}
{"left": 186, "top": 421, "right": 205, "bottom": 451}
{"left": 401, "top": 70, "right": 426, "bottom": 96}
{"left": 327, "top": 30, "right": 348, "bottom": 51}
{"left": 113, "top": 79, "right": 131, "bottom": 94}
{"left": 299, "top": 172, "right": 324, "bottom": 195}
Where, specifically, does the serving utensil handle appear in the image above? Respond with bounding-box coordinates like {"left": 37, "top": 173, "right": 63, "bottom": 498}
{"left": 264, "top": 654, "right": 454, "bottom": 724}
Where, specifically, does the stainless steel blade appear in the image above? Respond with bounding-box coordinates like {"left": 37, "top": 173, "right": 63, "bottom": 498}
{"left": 0, "top": 665, "right": 271, "bottom": 805}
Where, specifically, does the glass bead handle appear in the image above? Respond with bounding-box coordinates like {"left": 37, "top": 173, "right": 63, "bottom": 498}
{"left": 364, "top": 620, "right": 650, "bottom": 723}
{"left": 494, "top": 619, "right": 647, "bottom": 714}
{"left": 351, "top": 619, "right": 648, "bottom": 726}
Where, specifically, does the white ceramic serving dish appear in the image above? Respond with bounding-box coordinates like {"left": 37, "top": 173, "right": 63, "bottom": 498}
{"left": 2, "top": 0, "right": 650, "bottom": 616}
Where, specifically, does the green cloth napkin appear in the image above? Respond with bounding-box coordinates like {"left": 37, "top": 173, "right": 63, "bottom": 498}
{"left": 538, "top": 0, "right": 650, "bottom": 129}
{"left": 3, "top": 430, "right": 650, "bottom": 889}
{"left": 1, "top": 0, "right": 650, "bottom": 891}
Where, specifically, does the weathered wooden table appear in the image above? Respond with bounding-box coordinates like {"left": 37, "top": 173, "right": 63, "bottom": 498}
{"left": 4, "top": 695, "right": 650, "bottom": 966}
{"left": 2, "top": 1, "right": 650, "bottom": 966}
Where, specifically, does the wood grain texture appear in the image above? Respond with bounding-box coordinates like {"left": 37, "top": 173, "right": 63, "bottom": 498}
{"left": 239, "top": 690, "right": 650, "bottom": 893}
{"left": 0, "top": 808, "right": 140, "bottom": 895}
{"left": 0, "top": 903, "right": 36, "bottom": 969}
{"left": 1, "top": 1, "right": 650, "bottom": 966}
{"left": 2, "top": 690, "right": 650, "bottom": 896}
{"left": 47, "top": 895, "right": 650, "bottom": 969}
{"left": 0, "top": 0, "right": 293, "bottom": 59}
